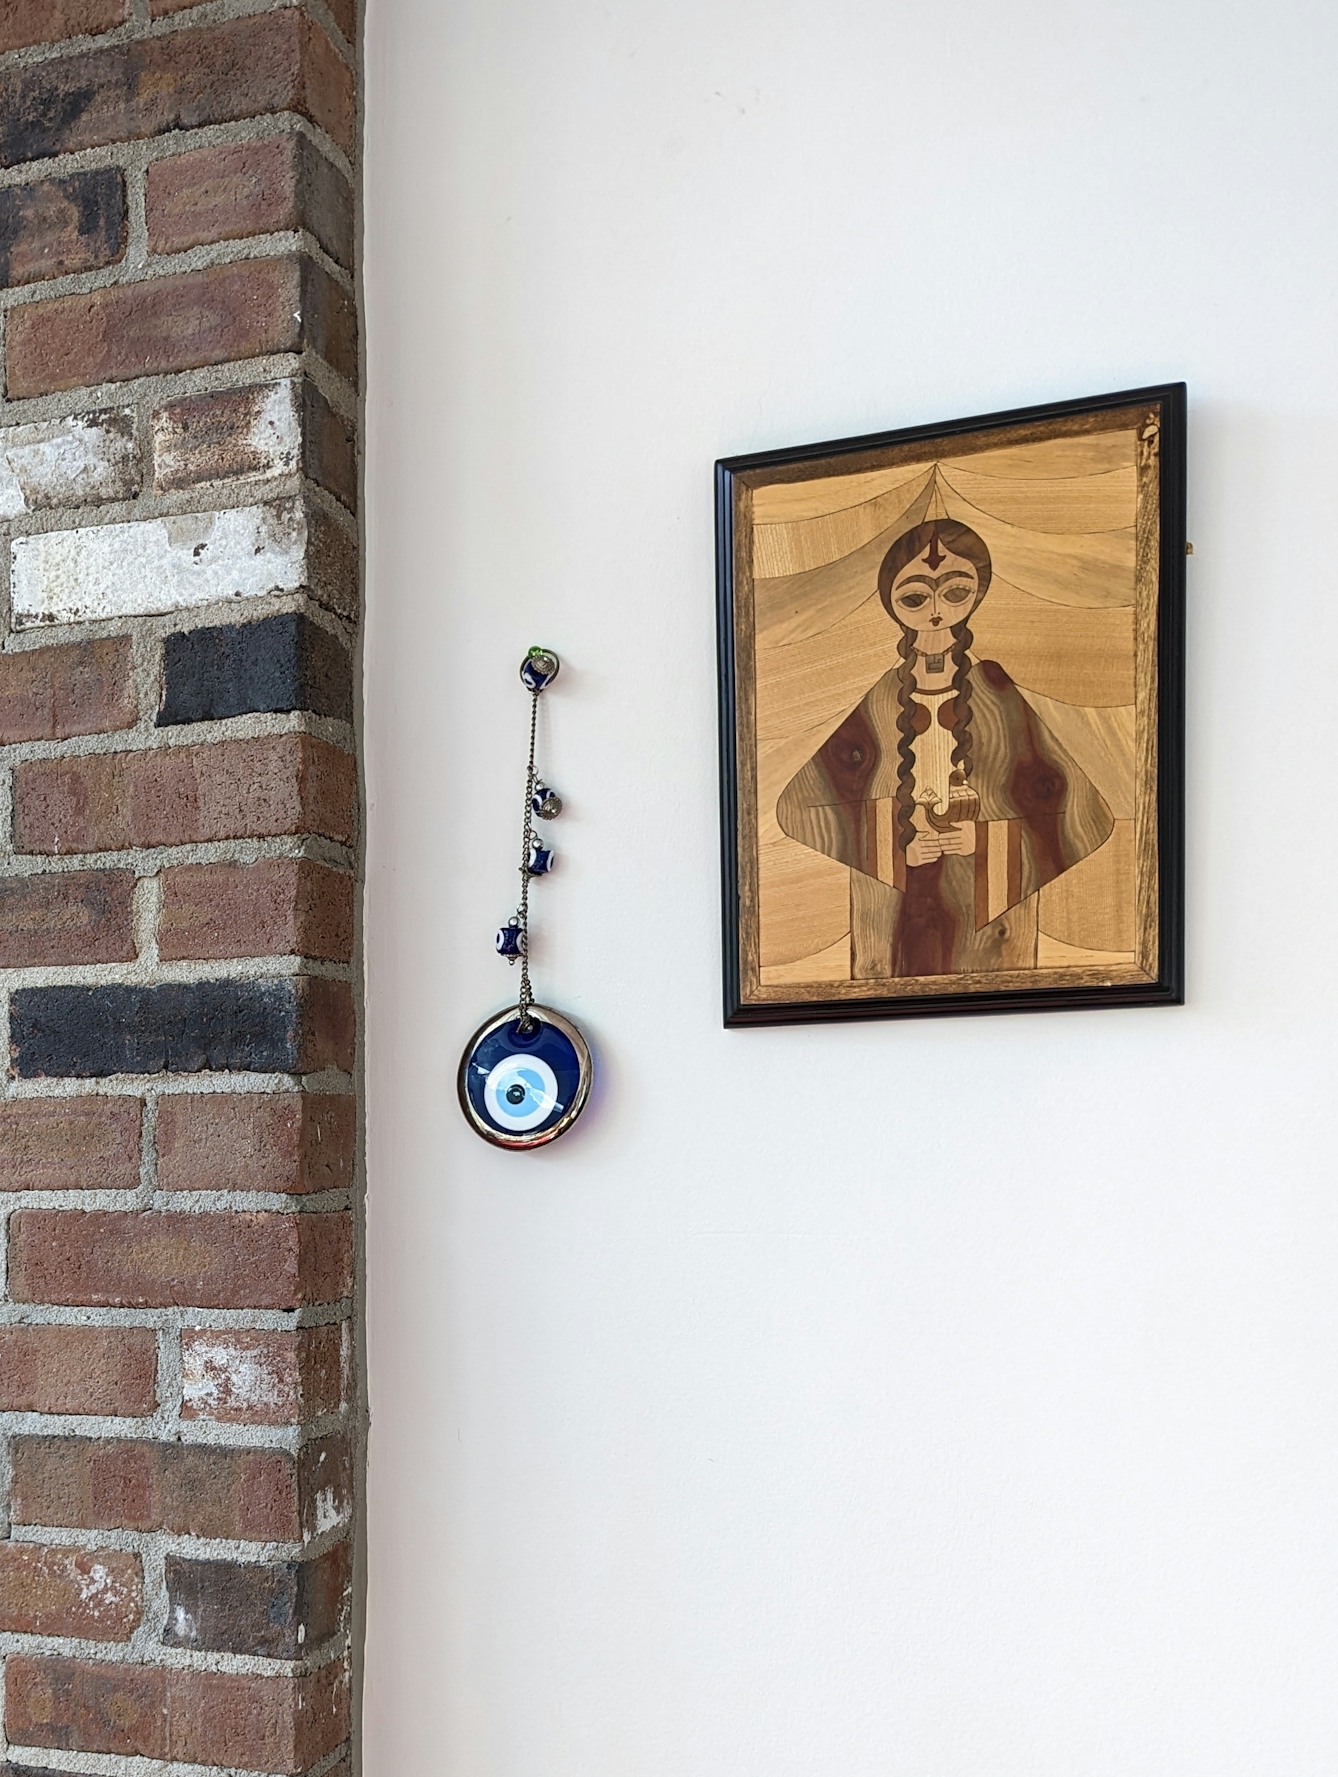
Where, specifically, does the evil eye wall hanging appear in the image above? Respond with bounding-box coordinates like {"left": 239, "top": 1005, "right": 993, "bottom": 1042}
{"left": 458, "top": 648, "right": 594, "bottom": 1150}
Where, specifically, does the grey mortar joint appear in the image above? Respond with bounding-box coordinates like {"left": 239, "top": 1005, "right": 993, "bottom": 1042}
{"left": 4, "top": 470, "right": 342, "bottom": 544}
{"left": 0, "top": 706, "right": 355, "bottom": 767}
{"left": 0, "top": 837, "right": 357, "bottom": 887}
{"left": 0, "top": 1423, "right": 12, "bottom": 1538}
{"left": 0, "top": 351, "right": 310, "bottom": 432}
{"left": 132, "top": 621, "right": 165, "bottom": 729}
{"left": 0, "top": 111, "right": 351, "bottom": 196}
{"left": 0, "top": 233, "right": 309, "bottom": 315}
{"left": 0, "top": 957, "right": 352, "bottom": 994}
{"left": 4, "top": 588, "right": 358, "bottom": 661}
{"left": 125, "top": 156, "right": 150, "bottom": 271}
{"left": 0, "top": 0, "right": 353, "bottom": 73}
{"left": 137, "top": 1086, "right": 159, "bottom": 1208}
{"left": 133, "top": 875, "right": 163, "bottom": 973}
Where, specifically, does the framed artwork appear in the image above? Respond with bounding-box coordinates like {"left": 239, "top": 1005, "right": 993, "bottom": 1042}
{"left": 716, "top": 383, "right": 1185, "bottom": 1025}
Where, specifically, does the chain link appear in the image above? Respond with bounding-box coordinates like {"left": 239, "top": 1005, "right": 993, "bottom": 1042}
{"left": 515, "top": 685, "right": 540, "bottom": 1031}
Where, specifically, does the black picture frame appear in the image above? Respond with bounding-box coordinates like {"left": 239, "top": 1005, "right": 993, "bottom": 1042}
{"left": 715, "top": 383, "right": 1186, "bottom": 1027}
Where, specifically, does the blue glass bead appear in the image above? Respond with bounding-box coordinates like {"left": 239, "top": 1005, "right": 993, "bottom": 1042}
{"left": 532, "top": 783, "right": 562, "bottom": 820}
{"left": 526, "top": 842, "right": 555, "bottom": 876}
{"left": 495, "top": 918, "right": 526, "bottom": 960}
{"left": 520, "top": 648, "right": 560, "bottom": 692}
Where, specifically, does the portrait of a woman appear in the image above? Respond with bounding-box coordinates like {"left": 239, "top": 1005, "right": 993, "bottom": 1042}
{"left": 776, "top": 517, "right": 1116, "bottom": 980}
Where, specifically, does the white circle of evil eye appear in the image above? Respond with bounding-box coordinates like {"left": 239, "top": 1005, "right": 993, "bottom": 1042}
{"left": 483, "top": 1054, "right": 560, "bottom": 1133}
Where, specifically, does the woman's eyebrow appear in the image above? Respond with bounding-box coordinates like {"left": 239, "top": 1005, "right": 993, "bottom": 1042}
{"left": 896, "top": 571, "right": 974, "bottom": 592}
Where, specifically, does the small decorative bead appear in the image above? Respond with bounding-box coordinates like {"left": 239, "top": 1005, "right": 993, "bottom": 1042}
{"left": 526, "top": 842, "right": 555, "bottom": 876}
{"left": 495, "top": 917, "right": 526, "bottom": 961}
{"left": 520, "top": 648, "right": 560, "bottom": 692}
{"left": 532, "top": 783, "right": 562, "bottom": 820}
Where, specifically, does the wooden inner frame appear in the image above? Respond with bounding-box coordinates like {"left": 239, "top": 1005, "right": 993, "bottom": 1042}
{"left": 717, "top": 387, "right": 1185, "bottom": 1024}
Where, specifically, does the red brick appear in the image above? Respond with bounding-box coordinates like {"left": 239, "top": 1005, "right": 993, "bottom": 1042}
{"left": 0, "top": 12, "right": 355, "bottom": 167}
{"left": 300, "top": 975, "right": 356, "bottom": 1073}
{"left": 157, "top": 1091, "right": 354, "bottom": 1194}
{"left": 147, "top": 134, "right": 353, "bottom": 268}
{"left": 0, "top": 637, "right": 136, "bottom": 745}
{"left": 6, "top": 1654, "right": 163, "bottom": 1758}
{"left": 294, "top": 254, "right": 357, "bottom": 382}
{"left": 297, "top": 1433, "right": 354, "bottom": 1538}
{"left": 324, "top": 0, "right": 357, "bottom": 45}
{"left": 0, "top": 1543, "right": 141, "bottom": 1641}
{"left": 0, "top": 870, "right": 136, "bottom": 968}
{"left": 10, "top": 1430, "right": 351, "bottom": 1541}
{"left": 13, "top": 734, "right": 356, "bottom": 855}
{"left": 11, "top": 1438, "right": 299, "bottom": 1540}
{"left": 0, "top": 170, "right": 125, "bottom": 290}
{"left": 159, "top": 859, "right": 353, "bottom": 962}
{"left": 0, "top": 0, "right": 127, "bottom": 54}
{"left": 5, "top": 1653, "right": 349, "bottom": 1773}
{"left": 305, "top": 498, "right": 359, "bottom": 617}
{"left": 0, "top": 1098, "right": 141, "bottom": 1192}
{"left": 0, "top": 1325, "right": 156, "bottom": 1415}
{"left": 148, "top": 137, "right": 291, "bottom": 252}
{"left": 7, "top": 255, "right": 356, "bottom": 399}
{"left": 304, "top": 377, "right": 358, "bottom": 508}
{"left": 9, "top": 1209, "right": 353, "bottom": 1310}
{"left": 181, "top": 1322, "right": 347, "bottom": 1425}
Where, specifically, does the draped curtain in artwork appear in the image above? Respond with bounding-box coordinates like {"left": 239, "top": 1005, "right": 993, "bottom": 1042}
{"left": 753, "top": 426, "right": 1140, "bottom": 984}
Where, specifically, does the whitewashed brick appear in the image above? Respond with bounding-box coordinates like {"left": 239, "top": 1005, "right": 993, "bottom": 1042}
{"left": 10, "top": 498, "right": 354, "bottom": 628}
{"left": 0, "top": 410, "right": 139, "bottom": 517}
{"left": 152, "top": 380, "right": 301, "bottom": 492}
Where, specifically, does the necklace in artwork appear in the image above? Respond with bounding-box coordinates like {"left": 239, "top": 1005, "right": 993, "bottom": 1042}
{"left": 457, "top": 647, "right": 594, "bottom": 1149}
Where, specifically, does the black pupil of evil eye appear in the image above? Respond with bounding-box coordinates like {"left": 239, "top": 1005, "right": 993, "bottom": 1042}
{"left": 506, "top": 1083, "right": 527, "bottom": 1104}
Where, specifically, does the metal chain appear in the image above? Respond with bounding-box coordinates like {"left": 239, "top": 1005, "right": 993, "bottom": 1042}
{"left": 515, "top": 684, "right": 540, "bottom": 1031}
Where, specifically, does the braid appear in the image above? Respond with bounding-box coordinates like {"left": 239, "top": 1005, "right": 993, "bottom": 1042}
{"left": 893, "top": 624, "right": 919, "bottom": 856}
{"left": 948, "top": 620, "right": 975, "bottom": 782}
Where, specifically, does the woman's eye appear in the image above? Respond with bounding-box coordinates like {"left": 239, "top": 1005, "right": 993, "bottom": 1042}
{"left": 942, "top": 585, "right": 973, "bottom": 603}
{"left": 898, "top": 592, "right": 929, "bottom": 609}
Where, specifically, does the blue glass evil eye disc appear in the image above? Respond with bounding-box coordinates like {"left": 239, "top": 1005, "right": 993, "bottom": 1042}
{"left": 458, "top": 1005, "right": 592, "bottom": 1149}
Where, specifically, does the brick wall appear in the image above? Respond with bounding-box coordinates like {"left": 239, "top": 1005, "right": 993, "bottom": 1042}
{"left": 0, "top": 2, "right": 360, "bottom": 1775}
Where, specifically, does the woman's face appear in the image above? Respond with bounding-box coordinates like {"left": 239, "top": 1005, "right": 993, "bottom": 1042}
{"left": 889, "top": 547, "right": 980, "bottom": 644}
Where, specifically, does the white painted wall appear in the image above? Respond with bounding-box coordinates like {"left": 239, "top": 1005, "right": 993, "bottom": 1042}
{"left": 361, "top": 3, "right": 1338, "bottom": 1771}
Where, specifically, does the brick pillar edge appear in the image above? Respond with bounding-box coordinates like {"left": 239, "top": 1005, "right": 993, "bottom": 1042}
{"left": 0, "top": 2, "right": 361, "bottom": 1775}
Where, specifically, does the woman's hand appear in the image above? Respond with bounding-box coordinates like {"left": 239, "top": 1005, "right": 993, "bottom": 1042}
{"left": 936, "top": 821, "right": 977, "bottom": 856}
{"left": 906, "top": 831, "right": 943, "bottom": 867}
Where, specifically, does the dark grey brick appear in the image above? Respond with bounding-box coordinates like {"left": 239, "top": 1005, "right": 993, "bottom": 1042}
{"left": 12, "top": 980, "right": 304, "bottom": 1078}
{"left": 0, "top": 169, "right": 125, "bottom": 288}
{"left": 164, "top": 1542, "right": 349, "bottom": 1658}
{"left": 157, "top": 613, "right": 353, "bottom": 727}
